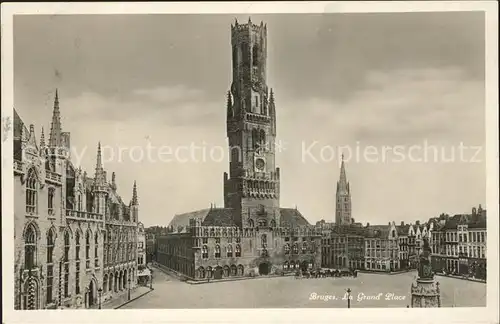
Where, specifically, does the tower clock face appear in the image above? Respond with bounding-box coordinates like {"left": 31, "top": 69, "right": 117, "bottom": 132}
{"left": 255, "top": 158, "right": 265, "bottom": 171}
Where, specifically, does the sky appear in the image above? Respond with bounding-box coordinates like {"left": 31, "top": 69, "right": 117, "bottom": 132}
{"left": 13, "top": 12, "right": 486, "bottom": 227}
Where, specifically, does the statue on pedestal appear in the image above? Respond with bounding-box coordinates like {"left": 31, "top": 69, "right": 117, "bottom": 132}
{"left": 410, "top": 234, "right": 441, "bottom": 308}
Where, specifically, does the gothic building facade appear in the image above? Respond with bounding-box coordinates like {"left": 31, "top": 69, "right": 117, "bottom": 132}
{"left": 155, "top": 19, "right": 322, "bottom": 280}
{"left": 13, "top": 91, "right": 140, "bottom": 310}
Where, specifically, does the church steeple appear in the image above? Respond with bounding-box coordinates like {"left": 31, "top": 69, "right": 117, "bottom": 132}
{"left": 337, "top": 154, "right": 349, "bottom": 194}
{"left": 335, "top": 154, "right": 352, "bottom": 225}
{"left": 48, "top": 89, "right": 62, "bottom": 147}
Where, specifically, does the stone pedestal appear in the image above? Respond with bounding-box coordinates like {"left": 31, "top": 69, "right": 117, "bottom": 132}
{"left": 410, "top": 278, "right": 441, "bottom": 308}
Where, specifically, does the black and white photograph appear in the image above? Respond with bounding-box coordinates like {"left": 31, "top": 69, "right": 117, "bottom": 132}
{"left": 1, "top": 2, "right": 498, "bottom": 324}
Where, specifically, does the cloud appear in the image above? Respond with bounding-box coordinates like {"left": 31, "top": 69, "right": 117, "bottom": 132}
{"left": 133, "top": 85, "right": 204, "bottom": 104}
{"left": 277, "top": 66, "right": 484, "bottom": 147}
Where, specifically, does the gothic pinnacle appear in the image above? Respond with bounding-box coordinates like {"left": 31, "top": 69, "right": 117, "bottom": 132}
{"left": 132, "top": 180, "right": 138, "bottom": 205}
{"left": 40, "top": 127, "right": 45, "bottom": 147}
{"left": 96, "top": 142, "right": 103, "bottom": 170}
{"left": 49, "top": 88, "right": 62, "bottom": 147}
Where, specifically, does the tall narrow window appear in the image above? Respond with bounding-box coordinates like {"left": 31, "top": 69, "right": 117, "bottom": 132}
{"left": 95, "top": 233, "right": 99, "bottom": 267}
{"left": 46, "top": 229, "right": 54, "bottom": 263}
{"left": 75, "top": 232, "right": 80, "bottom": 260}
{"left": 226, "top": 245, "right": 233, "bottom": 258}
{"left": 261, "top": 234, "right": 267, "bottom": 248}
{"left": 215, "top": 245, "right": 221, "bottom": 258}
{"left": 48, "top": 188, "right": 55, "bottom": 215}
{"left": 46, "top": 229, "right": 55, "bottom": 302}
{"left": 26, "top": 169, "right": 37, "bottom": 214}
{"left": 85, "top": 230, "right": 90, "bottom": 268}
{"left": 252, "top": 129, "right": 259, "bottom": 149}
{"left": 24, "top": 223, "right": 36, "bottom": 268}
{"left": 235, "top": 244, "right": 241, "bottom": 257}
{"left": 64, "top": 231, "right": 70, "bottom": 297}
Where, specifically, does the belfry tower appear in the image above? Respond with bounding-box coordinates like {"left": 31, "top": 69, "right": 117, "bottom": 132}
{"left": 223, "top": 18, "right": 281, "bottom": 229}
{"left": 335, "top": 155, "right": 352, "bottom": 225}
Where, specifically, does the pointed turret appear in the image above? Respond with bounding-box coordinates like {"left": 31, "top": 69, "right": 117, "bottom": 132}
{"left": 94, "top": 142, "right": 106, "bottom": 185}
{"left": 132, "top": 180, "right": 138, "bottom": 205}
{"left": 48, "top": 89, "right": 62, "bottom": 147}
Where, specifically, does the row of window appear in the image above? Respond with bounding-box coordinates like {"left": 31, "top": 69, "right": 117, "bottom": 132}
{"left": 202, "top": 244, "right": 242, "bottom": 259}
{"left": 25, "top": 169, "right": 56, "bottom": 215}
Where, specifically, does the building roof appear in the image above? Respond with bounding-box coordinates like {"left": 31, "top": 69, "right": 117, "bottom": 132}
{"left": 168, "top": 208, "right": 211, "bottom": 233}
{"left": 396, "top": 224, "right": 411, "bottom": 236}
{"left": 279, "top": 208, "right": 311, "bottom": 227}
{"left": 364, "top": 225, "right": 390, "bottom": 239}
{"left": 13, "top": 109, "right": 29, "bottom": 161}
{"left": 203, "top": 208, "right": 237, "bottom": 226}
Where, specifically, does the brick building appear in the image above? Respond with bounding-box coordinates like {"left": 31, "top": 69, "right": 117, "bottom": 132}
{"left": 13, "top": 91, "right": 139, "bottom": 310}
{"left": 155, "top": 19, "right": 321, "bottom": 280}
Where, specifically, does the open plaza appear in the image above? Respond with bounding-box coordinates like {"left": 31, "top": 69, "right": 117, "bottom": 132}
{"left": 121, "top": 267, "right": 486, "bottom": 309}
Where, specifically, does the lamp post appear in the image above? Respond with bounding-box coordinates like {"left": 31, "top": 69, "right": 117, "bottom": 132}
{"left": 128, "top": 278, "right": 131, "bottom": 301}
{"left": 346, "top": 288, "right": 351, "bottom": 309}
{"left": 98, "top": 288, "right": 102, "bottom": 309}
{"left": 150, "top": 273, "right": 153, "bottom": 289}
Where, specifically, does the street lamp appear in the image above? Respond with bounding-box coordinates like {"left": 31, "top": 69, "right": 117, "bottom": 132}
{"left": 346, "top": 288, "right": 351, "bottom": 309}
{"left": 128, "top": 278, "right": 131, "bottom": 301}
{"left": 98, "top": 288, "right": 102, "bottom": 309}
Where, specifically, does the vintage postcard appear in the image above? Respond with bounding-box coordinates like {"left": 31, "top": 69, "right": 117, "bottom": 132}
{"left": 1, "top": 2, "right": 498, "bottom": 324}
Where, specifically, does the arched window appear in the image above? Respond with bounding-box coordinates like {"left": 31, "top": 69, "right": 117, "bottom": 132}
{"left": 227, "top": 245, "right": 233, "bottom": 257}
{"left": 235, "top": 244, "right": 241, "bottom": 257}
{"left": 215, "top": 245, "right": 221, "bottom": 258}
{"left": 85, "top": 230, "right": 90, "bottom": 268}
{"left": 103, "top": 274, "right": 108, "bottom": 293}
{"left": 24, "top": 225, "right": 36, "bottom": 269}
{"left": 26, "top": 169, "right": 38, "bottom": 214}
{"left": 95, "top": 232, "right": 99, "bottom": 267}
{"left": 284, "top": 243, "right": 290, "bottom": 255}
{"left": 248, "top": 219, "right": 254, "bottom": 228}
{"left": 46, "top": 229, "right": 54, "bottom": 263}
{"left": 202, "top": 245, "right": 208, "bottom": 259}
{"left": 48, "top": 188, "right": 55, "bottom": 215}
{"left": 270, "top": 219, "right": 276, "bottom": 227}
{"left": 302, "top": 242, "right": 308, "bottom": 254}
{"left": 292, "top": 243, "right": 299, "bottom": 254}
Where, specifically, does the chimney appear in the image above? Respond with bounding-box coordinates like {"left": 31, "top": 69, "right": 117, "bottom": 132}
{"left": 401, "top": 221, "right": 405, "bottom": 226}
{"left": 416, "top": 220, "right": 420, "bottom": 226}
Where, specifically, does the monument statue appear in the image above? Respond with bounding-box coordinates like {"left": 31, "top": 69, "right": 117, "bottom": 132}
{"left": 410, "top": 232, "right": 441, "bottom": 307}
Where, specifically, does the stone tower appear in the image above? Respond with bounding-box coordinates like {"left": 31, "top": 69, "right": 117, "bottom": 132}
{"left": 223, "top": 18, "right": 281, "bottom": 229}
{"left": 411, "top": 235, "right": 441, "bottom": 307}
{"left": 335, "top": 155, "right": 351, "bottom": 225}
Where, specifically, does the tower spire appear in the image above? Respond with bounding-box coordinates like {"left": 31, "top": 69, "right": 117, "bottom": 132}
{"left": 338, "top": 154, "right": 348, "bottom": 193}
{"left": 48, "top": 89, "right": 62, "bottom": 147}
{"left": 94, "top": 142, "right": 106, "bottom": 185}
